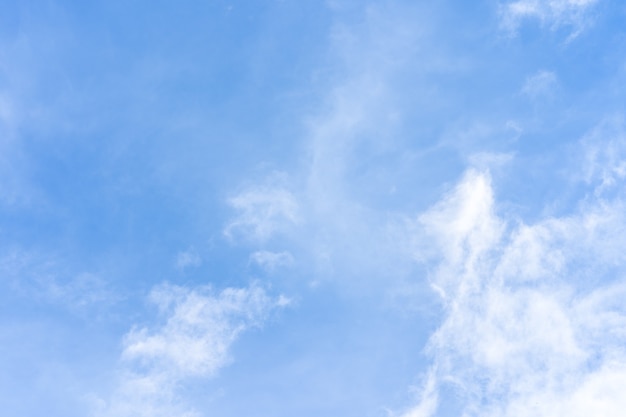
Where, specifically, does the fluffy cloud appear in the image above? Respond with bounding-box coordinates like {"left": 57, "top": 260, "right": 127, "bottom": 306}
{"left": 96, "top": 283, "right": 288, "bottom": 417}
{"left": 402, "top": 158, "right": 626, "bottom": 416}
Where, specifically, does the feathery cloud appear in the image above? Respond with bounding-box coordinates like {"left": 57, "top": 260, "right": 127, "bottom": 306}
{"left": 500, "top": 0, "right": 599, "bottom": 37}
{"left": 521, "top": 70, "right": 558, "bottom": 99}
{"left": 249, "top": 250, "right": 295, "bottom": 272}
{"left": 96, "top": 283, "right": 287, "bottom": 417}
{"left": 402, "top": 154, "right": 626, "bottom": 416}
{"left": 224, "top": 183, "right": 299, "bottom": 243}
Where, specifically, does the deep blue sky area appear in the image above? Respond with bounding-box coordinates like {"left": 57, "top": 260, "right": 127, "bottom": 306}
{"left": 2, "top": 1, "right": 626, "bottom": 416}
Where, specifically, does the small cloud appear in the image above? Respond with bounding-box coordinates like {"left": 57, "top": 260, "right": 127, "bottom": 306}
{"left": 96, "top": 282, "right": 288, "bottom": 416}
{"left": 276, "top": 294, "right": 292, "bottom": 307}
{"left": 0, "top": 249, "right": 116, "bottom": 314}
{"left": 468, "top": 152, "right": 514, "bottom": 171}
{"left": 175, "top": 248, "right": 202, "bottom": 271}
{"left": 43, "top": 272, "right": 114, "bottom": 310}
{"left": 579, "top": 117, "right": 626, "bottom": 194}
{"left": 521, "top": 70, "right": 558, "bottom": 99}
{"left": 123, "top": 283, "right": 277, "bottom": 377}
{"left": 500, "top": 0, "right": 599, "bottom": 38}
{"left": 224, "top": 178, "right": 299, "bottom": 243}
{"left": 249, "top": 250, "right": 295, "bottom": 272}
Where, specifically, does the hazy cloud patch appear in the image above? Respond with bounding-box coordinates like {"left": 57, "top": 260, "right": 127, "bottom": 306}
{"left": 224, "top": 180, "right": 299, "bottom": 243}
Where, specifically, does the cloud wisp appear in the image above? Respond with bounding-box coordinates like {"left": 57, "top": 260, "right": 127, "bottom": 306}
{"left": 223, "top": 4, "right": 430, "bottom": 294}
{"left": 224, "top": 180, "right": 300, "bottom": 244}
{"left": 94, "top": 283, "right": 288, "bottom": 417}
{"left": 403, "top": 160, "right": 626, "bottom": 417}
{"left": 521, "top": 70, "right": 558, "bottom": 100}
{"left": 500, "top": 0, "right": 599, "bottom": 38}
{"left": 249, "top": 250, "right": 295, "bottom": 272}
{"left": 0, "top": 249, "right": 116, "bottom": 315}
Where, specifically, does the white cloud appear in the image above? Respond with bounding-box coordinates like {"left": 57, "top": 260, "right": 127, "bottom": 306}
{"left": 521, "top": 70, "right": 558, "bottom": 99}
{"left": 416, "top": 169, "right": 504, "bottom": 295}
{"left": 0, "top": 249, "right": 116, "bottom": 313}
{"left": 123, "top": 283, "right": 277, "bottom": 377}
{"left": 500, "top": 0, "right": 599, "bottom": 37}
{"left": 96, "top": 283, "right": 287, "bottom": 417}
{"left": 92, "top": 373, "right": 199, "bottom": 417}
{"left": 224, "top": 5, "right": 467, "bottom": 300}
{"left": 224, "top": 180, "right": 299, "bottom": 243}
{"left": 0, "top": 94, "right": 36, "bottom": 207}
{"left": 175, "top": 248, "right": 202, "bottom": 271}
{"left": 402, "top": 162, "right": 626, "bottom": 417}
{"left": 403, "top": 371, "right": 438, "bottom": 417}
{"left": 249, "top": 250, "right": 294, "bottom": 271}
{"left": 579, "top": 117, "right": 626, "bottom": 194}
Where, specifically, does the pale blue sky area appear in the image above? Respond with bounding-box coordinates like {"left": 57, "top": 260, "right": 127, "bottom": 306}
{"left": 2, "top": 1, "right": 626, "bottom": 416}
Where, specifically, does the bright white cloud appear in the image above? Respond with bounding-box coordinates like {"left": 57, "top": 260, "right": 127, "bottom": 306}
{"left": 402, "top": 155, "right": 626, "bottom": 416}
{"left": 500, "top": 0, "right": 599, "bottom": 36}
{"left": 96, "top": 283, "right": 287, "bottom": 417}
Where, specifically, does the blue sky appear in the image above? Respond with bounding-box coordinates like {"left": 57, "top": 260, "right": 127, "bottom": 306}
{"left": 2, "top": 0, "right": 626, "bottom": 416}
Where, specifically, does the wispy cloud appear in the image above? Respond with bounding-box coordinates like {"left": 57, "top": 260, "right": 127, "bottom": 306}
{"left": 95, "top": 282, "right": 287, "bottom": 417}
{"left": 521, "top": 70, "right": 558, "bottom": 99}
{"left": 0, "top": 249, "right": 116, "bottom": 314}
{"left": 224, "top": 4, "right": 427, "bottom": 292}
{"left": 500, "top": 0, "right": 599, "bottom": 37}
{"left": 175, "top": 248, "right": 202, "bottom": 271}
{"left": 579, "top": 116, "right": 626, "bottom": 194}
{"left": 224, "top": 176, "right": 299, "bottom": 243}
{"left": 0, "top": 93, "right": 37, "bottom": 207}
{"left": 402, "top": 151, "right": 626, "bottom": 416}
{"left": 249, "top": 250, "right": 294, "bottom": 272}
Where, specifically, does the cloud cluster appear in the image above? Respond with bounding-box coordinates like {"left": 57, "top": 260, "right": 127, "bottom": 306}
{"left": 96, "top": 283, "right": 288, "bottom": 417}
{"left": 403, "top": 158, "right": 626, "bottom": 416}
